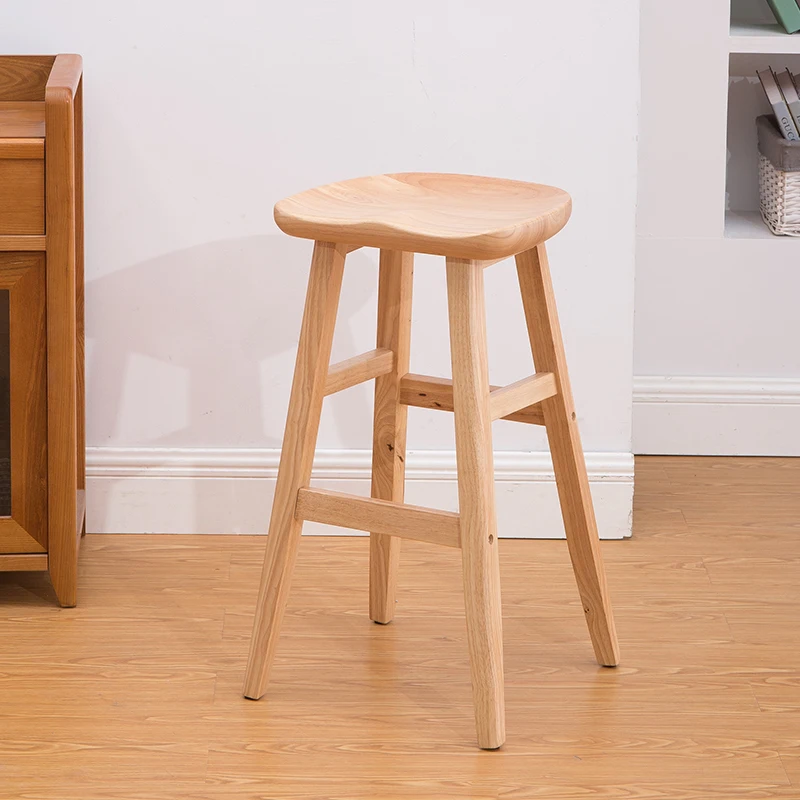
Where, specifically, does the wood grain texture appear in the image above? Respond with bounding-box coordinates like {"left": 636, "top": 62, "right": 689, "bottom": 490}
{"left": 274, "top": 173, "right": 572, "bottom": 260}
{"left": 488, "top": 372, "right": 556, "bottom": 421}
{"left": 1, "top": 255, "right": 47, "bottom": 552}
{"left": 0, "top": 138, "right": 44, "bottom": 158}
{"left": 400, "top": 373, "right": 546, "bottom": 425}
{"left": 477, "top": 256, "right": 511, "bottom": 269}
{"left": 446, "top": 258, "right": 505, "bottom": 750}
{"left": 0, "top": 236, "right": 46, "bottom": 251}
{"left": 0, "top": 551, "right": 47, "bottom": 571}
{"left": 370, "top": 250, "right": 413, "bottom": 623}
{"left": 45, "top": 54, "right": 82, "bottom": 607}
{"left": 46, "top": 54, "right": 82, "bottom": 96}
{"left": 324, "top": 348, "right": 394, "bottom": 396}
{"left": 75, "top": 78, "right": 85, "bottom": 495}
{"left": 516, "top": 245, "right": 619, "bottom": 667}
{"left": 0, "top": 159, "right": 44, "bottom": 234}
{"left": 243, "top": 241, "right": 347, "bottom": 700}
{"left": 0, "top": 101, "right": 45, "bottom": 137}
{"left": 0, "top": 520, "right": 45, "bottom": 555}
{"left": 0, "top": 56, "right": 54, "bottom": 101}
{"left": 1, "top": 458, "right": 800, "bottom": 796}
{"left": 296, "top": 488, "right": 460, "bottom": 549}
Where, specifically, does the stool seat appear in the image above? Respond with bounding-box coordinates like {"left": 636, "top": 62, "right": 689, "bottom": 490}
{"left": 274, "top": 172, "right": 572, "bottom": 259}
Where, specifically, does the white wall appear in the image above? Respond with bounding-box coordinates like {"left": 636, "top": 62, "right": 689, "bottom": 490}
{"left": 3, "top": 0, "right": 639, "bottom": 535}
{"left": 635, "top": 0, "right": 800, "bottom": 455}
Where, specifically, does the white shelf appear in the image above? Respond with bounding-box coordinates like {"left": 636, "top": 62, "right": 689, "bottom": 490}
{"left": 730, "top": 22, "right": 800, "bottom": 53}
{"left": 725, "top": 210, "right": 798, "bottom": 239}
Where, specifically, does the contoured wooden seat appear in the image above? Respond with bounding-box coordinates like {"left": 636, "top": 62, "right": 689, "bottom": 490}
{"left": 274, "top": 172, "right": 572, "bottom": 259}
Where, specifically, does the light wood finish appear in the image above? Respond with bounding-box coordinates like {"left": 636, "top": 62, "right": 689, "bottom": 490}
{"left": 0, "top": 138, "right": 44, "bottom": 158}
{"left": 324, "top": 348, "right": 394, "bottom": 396}
{"left": 250, "top": 176, "right": 613, "bottom": 748}
{"left": 446, "top": 258, "right": 505, "bottom": 750}
{"left": 0, "top": 235, "right": 46, "bottom": 251}
{"left": 0, "top": 57, "right": 84, "bottom": 591}
{"left": 369, "top": 249, "right": 413, "bottom": 623}
{"left": 9, "top": 256, "right": 48, "bottom": 552}
{"left": 47, "top": 54, "right": 82, "bottom": 96}
{"left": 0, "top": 521, "right": 45, "bottom": 555}
{"left": 275, "top": 173, "right": 572, "bottom": 259}
{"left": 516, "top": 245, "right": 619, "bottom": 666}
{"left": 0, "top": 56, "right": 54, "bottom": 101}
{"left": 243, "top": 241, "right": 347, "bottom": 700}
{"left": 75, "top": 78, "right": 85, "bottom": 497}
{"left": 297, "top": 488, "right": 460, "bottom": 549}
{"left": 0, "top": 158, "right": 44, "bottom": 234}
{"left": 478, "top": 256, "right": 510, "bottom": 268}
{"left": 5, "top": 457, "right": 800, "bottom": 796}
{"left": 400, "top": 373, "right": 546, "bottom": 425}
{"left": 399, "top": 373, "right": 461, "bottom": 414}
{"left": 0, "top": 255, "right": 48, "bottom": 554}
{"left": 44, "top": 55, "right": 82, "bottom": 607}
{"left": 0, "top": 552, "right": 47, "bottom": 571}
{"left": 488, "top": 372, "right": 557, "bottom": 422}
{"left": 0, "top": 101, "right": 45, "bottom": 137}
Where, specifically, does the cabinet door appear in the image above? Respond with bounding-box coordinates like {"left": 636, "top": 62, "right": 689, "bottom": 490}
{"left": 0, "top": 253, "right": 47, "bottom": 553}
{"left": 0, "top": 158, "right": 45, "bottom": 234}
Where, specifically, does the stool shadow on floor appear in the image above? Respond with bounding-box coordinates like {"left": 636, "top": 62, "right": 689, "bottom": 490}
{"left": 84, "top": 234, "right": 377, "bottom": 534}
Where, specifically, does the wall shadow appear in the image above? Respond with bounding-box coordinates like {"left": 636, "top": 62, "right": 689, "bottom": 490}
{"left": 85, "top": 234, "right": 376, "bottom": 532}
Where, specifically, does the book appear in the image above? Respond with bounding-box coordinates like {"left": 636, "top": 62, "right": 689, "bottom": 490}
{"left": 765, "top": 0, "right": 800, "bottom": 33}
{"left": 775, "top": 69, "right": 800, "bottom": 129}
{"left": 757, "top": 68, "right": 800, "bottom": 140}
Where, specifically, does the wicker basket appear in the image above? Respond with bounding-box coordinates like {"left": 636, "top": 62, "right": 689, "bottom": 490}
{"left": 757, "top": 114, "right": 800, "bottom": 236}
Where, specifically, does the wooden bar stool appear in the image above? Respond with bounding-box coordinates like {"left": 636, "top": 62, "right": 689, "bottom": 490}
{"left": 243, "top": 173, "right": 619, "bottom": 749}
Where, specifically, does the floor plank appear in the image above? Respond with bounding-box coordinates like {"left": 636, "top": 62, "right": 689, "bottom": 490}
{"left": 0, "top": 456, "right": 798, "bottom": 798}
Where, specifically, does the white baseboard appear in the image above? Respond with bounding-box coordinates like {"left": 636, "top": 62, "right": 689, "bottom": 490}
{"left": 86, "top": 447, "right": 634, "bottom": 539}
{"left": 633, "top": 375, "right": 800, "bottom": 455}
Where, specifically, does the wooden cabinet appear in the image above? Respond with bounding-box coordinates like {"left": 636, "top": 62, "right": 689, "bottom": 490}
{"left": 0, "top": 55, "right": 85, "bottom": 606}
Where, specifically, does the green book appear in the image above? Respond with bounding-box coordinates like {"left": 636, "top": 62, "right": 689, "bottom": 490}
{"left": 766, "top": 0, "right": 800, "bottom": 34}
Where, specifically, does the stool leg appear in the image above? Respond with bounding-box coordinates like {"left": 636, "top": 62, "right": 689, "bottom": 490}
{"left": 370, "top": 250, "right": 414, "bottom": 623}
{"left": 515, "top": 244, "right": 620, "bottom": 667}
{"left": 243, "top": 241, "right": 347, "bottom": 700}
{"left": 446, "top": 258, "right": 505, "bottom": 750}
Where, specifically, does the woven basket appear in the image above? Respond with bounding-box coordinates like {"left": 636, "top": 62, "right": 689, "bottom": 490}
{"left": 757, "top": 114, "right": 800, "bottom": 236}
{"left": 759, "top": 153, "right": 800, "bottom": 236}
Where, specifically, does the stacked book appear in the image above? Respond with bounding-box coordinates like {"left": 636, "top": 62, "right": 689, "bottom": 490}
{"left": 758, "top": 68, "right": 800, "bottom": 141}
{"left": 768, "top": 0, "right": 800, "bottom": 33}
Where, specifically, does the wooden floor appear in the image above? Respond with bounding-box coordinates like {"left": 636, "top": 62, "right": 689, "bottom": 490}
{"left": 1, "top": 456, "right": 800, "bottom": 798}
